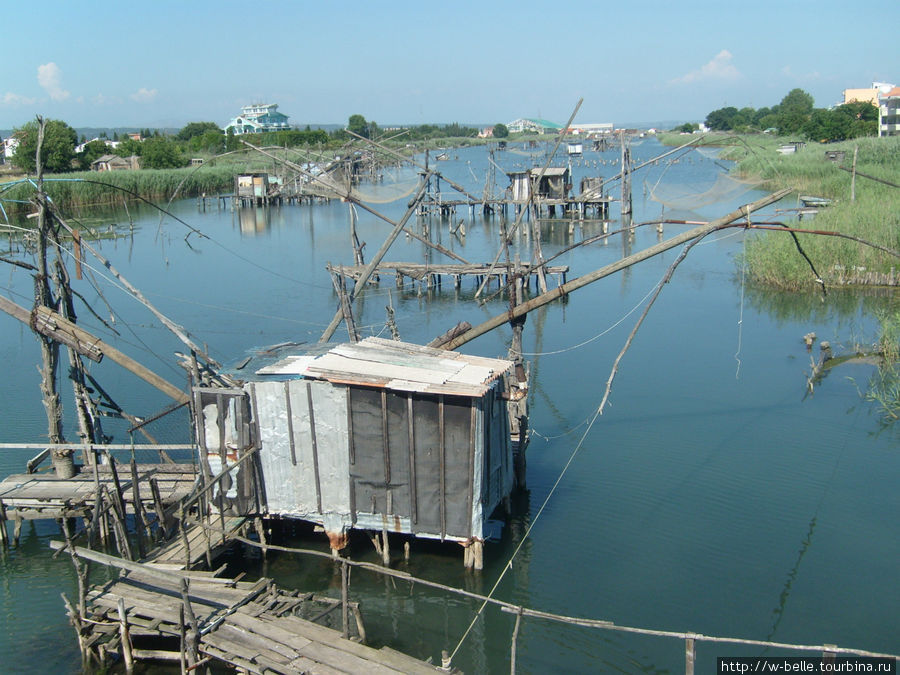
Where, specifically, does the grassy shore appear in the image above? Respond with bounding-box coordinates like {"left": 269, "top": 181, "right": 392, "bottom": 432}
{"left": 660, "top": 132, "right": 899, "bottom": 290}
{"left": 1, "top": 164, "right": 241, "bottom": 214}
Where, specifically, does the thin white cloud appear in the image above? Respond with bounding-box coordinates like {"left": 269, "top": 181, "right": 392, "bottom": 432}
{"left": 130, "top": 87, "right": 158, "bottom": 103}
{"left": 93, "top": 93, "right": 122, "bottom": 105}
{"left": 37, "top": 62, "right": 70, "bottom": 101}
{"left": 3, "top": 92, "right": 37, "bottom": 105}
{"left": 670, "top": 50, "right": 741, "bottom": 85}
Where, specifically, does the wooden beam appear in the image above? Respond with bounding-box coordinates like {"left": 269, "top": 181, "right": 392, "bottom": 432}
{"left": 0, "top": 295, "right": 189, "bottom": 404}
{"left": 440, "top": 188, "right": 793, "bottom": 351}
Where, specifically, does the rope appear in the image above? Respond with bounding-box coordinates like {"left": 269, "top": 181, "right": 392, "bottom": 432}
{"left": 450, "top": 384, "right": 608, "bottom": 661}
{"left": 520, "top": 281, "right": 661, "bottom": 356}
{"left": 734, "top": 210, "right": 750, "bottom": 378}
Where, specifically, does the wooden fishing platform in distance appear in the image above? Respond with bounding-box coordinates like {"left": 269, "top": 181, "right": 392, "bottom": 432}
{"left": 0, "top": 463, "right": 196, "bottom": 521}
{"left": 56, "top": 544, "right": 443, "bottom": 674}
{"left": 328, "top": 261, "right": 569, "bottom": 289}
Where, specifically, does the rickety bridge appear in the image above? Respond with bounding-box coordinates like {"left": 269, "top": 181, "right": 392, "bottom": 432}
{"left": 0, "top": 448, "right": 197, "bottom": 549}
{"left": 52, "top": 543, "right": 442, "bottom": 674}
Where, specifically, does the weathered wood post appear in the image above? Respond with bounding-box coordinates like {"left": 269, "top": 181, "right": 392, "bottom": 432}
{"left": 0, "top": 500, "right": 8, "bottom": 549}
{"left": 510, "top": 608, "right": 523, "bottom": 674}
{"left": 117, "top": 597, "right": 134, "bottom": 673}
{"left": 341, "top": 558, "right": 350, "bottom": 639}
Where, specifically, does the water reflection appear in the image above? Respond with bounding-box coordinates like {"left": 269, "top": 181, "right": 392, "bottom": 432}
{"left": 237, "top": 205, "right": 271, "bottom": 235}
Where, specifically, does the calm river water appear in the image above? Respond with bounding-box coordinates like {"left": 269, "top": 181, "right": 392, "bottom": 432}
{"left": 1, "top": 139, "right": 897, "bottom": 673}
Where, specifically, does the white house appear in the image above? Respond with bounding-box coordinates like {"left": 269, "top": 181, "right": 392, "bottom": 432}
{"left": 878, "top": 86, "right": 900, "bottom": 137}
{"left": 224, "top": 103, "right": 291, "bottom": 135}
{"left": 3, "top": 135, "right": 20, "bottom": 160}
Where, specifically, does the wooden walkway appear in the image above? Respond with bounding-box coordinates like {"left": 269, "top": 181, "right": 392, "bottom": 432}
{"left": 141, "top": 516, "right": 247, "bottom": 571}
{"left": 56, "top": 544, "right": 443, "bottom": 674}
{"left": 328, "top": 261, "right": 569, "bottom": 289}
{"left": 0, "top": 463, "right": 196, "bottom": 521}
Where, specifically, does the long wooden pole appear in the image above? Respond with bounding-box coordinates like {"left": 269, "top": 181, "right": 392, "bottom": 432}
{"left": 49, "top": 212, "right": 220, "bottom": 370}
{"left": 439, "top": 188, "right": 792, "bottom": 351}
{"left": 319, "top": 180, "right": 429, "bottom": 342}
{"left": 0, "top": 295, "right": 189, "bottom": 403}
{"left": 475, "top": 99, "right": 584, "bottom": 299}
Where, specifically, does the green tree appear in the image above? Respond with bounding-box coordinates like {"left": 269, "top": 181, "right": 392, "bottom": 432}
{"left": 705, "top": 106, "right": 740, "bottom": 131}
{"left": 347, "top": 114, "right": 369, "bottom": 139}
{"left": 775, "top": 88, "right": 815, "bottom": 134}
{"left": 493, "top": 123, "right": 509, "bottom": 138}
{"left": 188, "top": 129, "right": 227, "bottom": 154}
{"left": 114, "top": 137, "right": 143, "bottom": 158}
{"left": 176, "top": 121, "right": 222, "bottom": 142}
{"left": 11, "top": 118, "right": 78, "bottom": 173}
{"left": 225, "top": 127, "right": 240, "bottom": 151}
{"left": 140, "top": 137, "right": 185, "bottom": 169}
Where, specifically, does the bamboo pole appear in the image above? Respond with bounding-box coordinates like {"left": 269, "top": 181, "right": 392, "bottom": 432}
{"left": 440, "top": 188, "right": 792, "bottom": 351}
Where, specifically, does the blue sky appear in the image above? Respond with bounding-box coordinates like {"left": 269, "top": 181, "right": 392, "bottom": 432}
{"left": 1, "top": 0, "right": 896, "bottom": 131}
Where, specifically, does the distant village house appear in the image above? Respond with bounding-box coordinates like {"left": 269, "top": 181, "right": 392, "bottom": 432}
{"left": 91, "top": 154, "right": 141, "bottom": 171}
{"left": 224, "top": 103, "right": 291, "bottom": 135}
{"left": 507, "top": 118, "right": 564, "bottom": 134}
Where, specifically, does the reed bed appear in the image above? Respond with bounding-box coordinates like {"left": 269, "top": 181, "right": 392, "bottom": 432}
{"left": 732, "top": 136, "right": 900, "bottom": 290}
{"left": 0, "top": 164, "right": 241, "bottom": 213}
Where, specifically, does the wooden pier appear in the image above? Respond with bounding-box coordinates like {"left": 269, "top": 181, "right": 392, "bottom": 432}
{"left": 0, "top": 458, "right": 196, "bottom": 548}
{"left": 327, "top": 261, "right": 569, "bottom": 290}
{"left": 416, "top": 195, "right": 612, "bottom": 220}
{"left": 54, "top": 543, "right": 442, "bottom": 674}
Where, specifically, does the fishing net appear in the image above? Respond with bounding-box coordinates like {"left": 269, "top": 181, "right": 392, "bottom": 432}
{"left": 694, "top": 146, "right": 724, "bottom": 160}
{"left": 649, "top": 172, "right": 761, "bottom": 211}
{"left": 508, "top": 148, "right": 544, "bottom": 158}
{"left": 302, "top": 164, "right": 420, "bottom": 204}
{"left": 349, "top": 165, "right": 421, "bottom": 204}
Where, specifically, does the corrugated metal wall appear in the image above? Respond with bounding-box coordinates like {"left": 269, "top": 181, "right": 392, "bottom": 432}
{"left": 248, "top": 378, "right": 511, "bottom": 542}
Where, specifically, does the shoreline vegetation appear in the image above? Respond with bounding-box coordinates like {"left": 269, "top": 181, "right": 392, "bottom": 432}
{"left": 0, "top": 135, "right": 493, "bottom": 215}
{"left": 659, "top": 131, "right": 899, "bottom": 291}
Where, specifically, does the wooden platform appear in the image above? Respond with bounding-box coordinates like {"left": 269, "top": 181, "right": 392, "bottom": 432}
{"left": 0, "top": 463, "right": 197, "bottom": 521}
{"left": 60, "top": 545, "right": 443, "bottom": 674}
{"left": 141, "top": 516, "right": 246, "bottom": 570}
{"left": 328, "top": 260, "right": 569, "bottom": 289}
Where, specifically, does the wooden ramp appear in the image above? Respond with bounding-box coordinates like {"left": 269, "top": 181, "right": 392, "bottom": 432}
{"left": 57, "top": 544, "right": 443, "bottom": 674}
{"left": 141, "top": 516, "right": 246, "bottom": 570}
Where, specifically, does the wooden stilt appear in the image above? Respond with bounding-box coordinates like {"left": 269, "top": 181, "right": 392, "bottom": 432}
{"left": 13, "top": 512, "right": 23, "bottom": 546}
{"left": 380, "top": 528, "right": 390, "bottom": 565}
{"left": 472, "top": 540, "right": 483, "bottom": 571}
{"left": 129, "top": 458, "right": 147, "bottom": 559}
{"left": 341, "top": 559, "right": 349, "bottom": 639}
{"left": 148, "top": 477, "right": 168, "bottom": 540}
{"left": 0, "top": 500, "right": 8, "bottom": 549}
{"left": 255, "top": 516, "right": 268, "bottom": 560}
{"left": 117, "top": 597, "right": 134, "bottom": 673}
{"left": 510, "top": 608, "right": 523, "bottom": 674}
